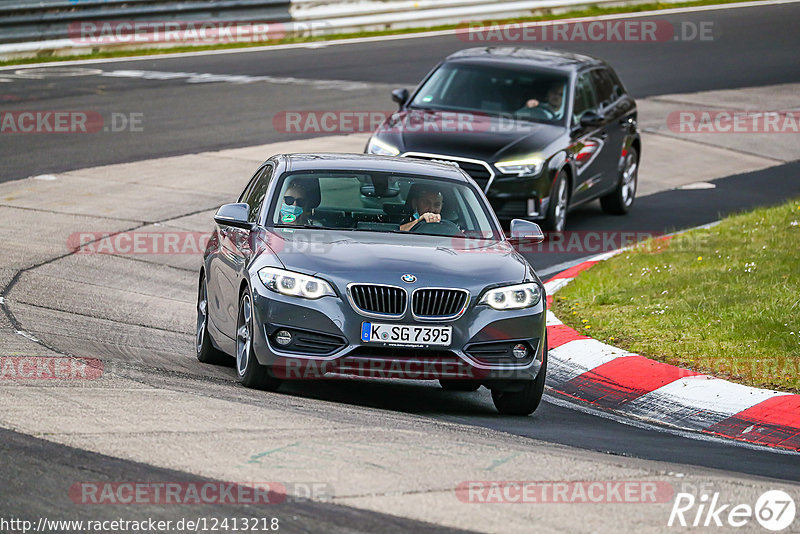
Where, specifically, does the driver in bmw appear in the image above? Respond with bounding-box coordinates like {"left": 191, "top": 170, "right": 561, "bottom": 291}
{"left": 399, "top": 187, "right": 443, "bottom": 231}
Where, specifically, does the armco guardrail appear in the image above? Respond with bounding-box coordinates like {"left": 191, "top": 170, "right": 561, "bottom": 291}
{"left": 290, "top": 0, "right": 631, "bottom": 35}
{"left": 0, "top": 0, "right": 292, "bottom": 44}
{"left": 0, "top": 0, "right": 656, "bottom": 59}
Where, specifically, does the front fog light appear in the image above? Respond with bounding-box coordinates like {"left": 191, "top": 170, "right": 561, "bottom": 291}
{"left": 275, "top": 330, "right": 292, "bottom": 346}
{"left": 512, "top": 344, "right": 528, "bottom": 359}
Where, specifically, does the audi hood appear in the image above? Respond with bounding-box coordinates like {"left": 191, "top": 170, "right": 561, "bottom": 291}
{"left": 375, "top": 110, "right": 566, "bottom": 162}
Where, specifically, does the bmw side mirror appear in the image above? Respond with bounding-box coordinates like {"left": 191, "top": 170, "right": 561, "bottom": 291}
{"left": 510, "top": 219, "right": 545, "bottom": 244}
{"left": 214, "top": 203, "right": 254, "bottom": 230}
{"left": 391, "top": 88, "right": 409, "bottom": 108}
{"left": 579, "top": 110, "right": 605, "bottom": 128}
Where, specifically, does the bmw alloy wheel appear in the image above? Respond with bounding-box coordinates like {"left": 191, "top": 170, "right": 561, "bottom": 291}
{"left": 236, "top": 293, "right": 253, "bottom": 377}
{"left": 196, "top": 280, "right": 208, "bottom": 355}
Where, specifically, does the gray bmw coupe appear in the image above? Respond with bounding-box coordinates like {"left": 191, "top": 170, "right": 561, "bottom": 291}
{"left": 197, "top": 153, "right": 548, "bottom": 415}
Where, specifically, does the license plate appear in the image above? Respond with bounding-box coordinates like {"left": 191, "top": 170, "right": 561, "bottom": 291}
{"left": 361, "top": 322, "right": 451, "bottom": 347}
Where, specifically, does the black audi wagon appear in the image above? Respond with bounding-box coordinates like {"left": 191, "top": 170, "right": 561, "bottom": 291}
{"left": 366, "top": 47, "right": 641, "bottom": 231}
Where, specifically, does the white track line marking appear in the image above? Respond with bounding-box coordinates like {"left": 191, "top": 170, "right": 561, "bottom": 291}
{"left": 101, "top": 69, "right": 384, "bottom": 90}
{"left": 15, "top": 330, "right": 40, "bottom": 342}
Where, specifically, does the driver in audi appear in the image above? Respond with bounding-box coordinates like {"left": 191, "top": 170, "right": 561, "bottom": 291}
{"left": 518, "top": 82, "right": 565, "bottom": 119}
{"left": 399, "top": 186, "right": 443, "bottom": 231}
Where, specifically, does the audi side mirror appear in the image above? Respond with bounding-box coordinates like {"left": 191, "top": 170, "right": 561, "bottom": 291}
{"left": 579, "top": 110, "right": 605, "bottom": 128}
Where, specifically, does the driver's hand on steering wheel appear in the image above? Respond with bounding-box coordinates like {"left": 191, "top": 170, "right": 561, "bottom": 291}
{"left": 400, "top": 212, "right": 441, "bottom": 231}
{"left": 525, "top": 98, "right": 541, "bottom": 108}
{"left": 418, "top": 212, "right": 441, "bottom": 224}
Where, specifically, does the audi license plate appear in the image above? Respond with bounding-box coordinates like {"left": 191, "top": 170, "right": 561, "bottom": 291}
{"left": 361, "top": 322, "right": 451, "bottom": 347}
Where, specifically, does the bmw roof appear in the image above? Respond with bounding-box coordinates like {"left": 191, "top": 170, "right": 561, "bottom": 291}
{"left": 273, "top": 153, "right": 472, "bottom": 182}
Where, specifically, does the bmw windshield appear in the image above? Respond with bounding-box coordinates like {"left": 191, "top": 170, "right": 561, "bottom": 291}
{"left": 268, "top": 171, "right": 502, "bottom": 240}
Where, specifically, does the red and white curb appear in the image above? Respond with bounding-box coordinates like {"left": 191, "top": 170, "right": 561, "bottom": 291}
{"left": 544, "top": 251, "right": 800, "bottom": 452}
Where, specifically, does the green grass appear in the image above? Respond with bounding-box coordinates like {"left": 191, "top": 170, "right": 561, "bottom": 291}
{"left": 0, "top": 0, "right": 763, "bottom": 67}
{"left": 551, "top": 199, "right": 800, "bottom": 392}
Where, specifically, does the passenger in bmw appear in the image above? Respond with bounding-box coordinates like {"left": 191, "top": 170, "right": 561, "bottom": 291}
{"left": 399, "top": 186, "right": 443, "bottom": 231}
{"left": 278, "top": 181, "right": 310, "bottom": 225}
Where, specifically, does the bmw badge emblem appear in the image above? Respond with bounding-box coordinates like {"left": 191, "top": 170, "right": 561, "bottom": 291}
{"left": 401, "top": 274, "right": 416, "bottom": 283}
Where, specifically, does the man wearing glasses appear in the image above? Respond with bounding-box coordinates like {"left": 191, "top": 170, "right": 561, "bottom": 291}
{"left": 278, "top": 182, "right": 310, "bottom": 225}
{"left": 399, "top": 186, "right": 443, "bottom": 231}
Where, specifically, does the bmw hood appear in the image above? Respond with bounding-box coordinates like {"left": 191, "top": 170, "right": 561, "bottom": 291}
{"left": 381, "top": 110, "right": 565, "bottom": 161}
{"left": 262, "top": 228, "right": 528, "bottom": 292}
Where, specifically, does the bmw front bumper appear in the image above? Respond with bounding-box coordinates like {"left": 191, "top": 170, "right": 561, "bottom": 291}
{"left": 248, "top": 281, "right": 546, "bottom": 383}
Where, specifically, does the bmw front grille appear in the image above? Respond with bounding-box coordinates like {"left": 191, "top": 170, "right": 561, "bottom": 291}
{"left": 347, "top": 284, "right": 469, "bottom": 321}
{"left": 412, "top": 288, "right": 470, "bottom": 320}
{"left": 348, "top": 284, "right": 407, "bottom": 318}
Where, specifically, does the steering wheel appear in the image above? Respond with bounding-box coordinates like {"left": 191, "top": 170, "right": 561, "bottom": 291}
{"left": 522, "top": 106, "right": 555, "bottom": 121}
{"left": 410, "top": 219, "right": 463, "bottom": 237}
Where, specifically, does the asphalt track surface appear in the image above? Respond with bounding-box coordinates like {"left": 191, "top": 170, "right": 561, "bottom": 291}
{"left": 0, "top": 428, "right": 468, "bottom": 533}
{"left": 1, "top": 1, "right": 800, "bottom": 528}
{"left": 1, "top": 1, "right": 800, "bottom": 181}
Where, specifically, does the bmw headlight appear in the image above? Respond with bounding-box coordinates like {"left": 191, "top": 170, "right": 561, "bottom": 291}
{"left": 495, "top": 156, "right": 544, "bottom": 177}
{"left": 367, "top": 137, "right": 400, "bottom": 156}
{"left": 258, "top": 267, "right": 335, "bottom": 299}
{"left": 479, "top": 282, "right": 542, "bottom": 310}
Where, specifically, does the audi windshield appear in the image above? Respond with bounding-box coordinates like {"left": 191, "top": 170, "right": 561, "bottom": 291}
{"left": 409, "top": 63, "right": 570, "bottom": 125}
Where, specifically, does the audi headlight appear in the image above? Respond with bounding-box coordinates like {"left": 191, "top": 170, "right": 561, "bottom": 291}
{"left": 479, "top": 282, "right": 542, "bottom": 310}
{"left": 258, "top": 267, "right": 335, "bottom": 299}
{"left": 367, "top": 137, "right": 400, "bottom": 156}
{"left": 495, "top": 156, "right": 544, "bottom": 177}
